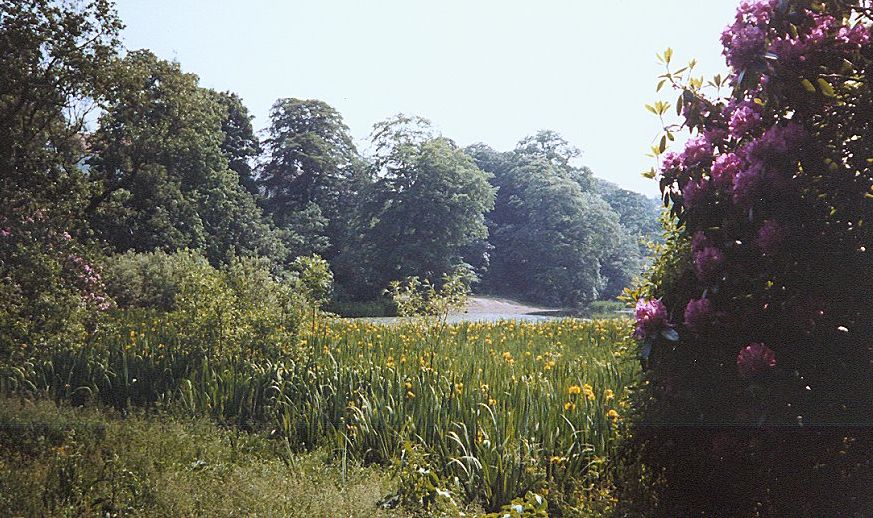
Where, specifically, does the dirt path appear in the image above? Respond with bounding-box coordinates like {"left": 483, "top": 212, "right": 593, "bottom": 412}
{"left": 462, "top": 296, "right": 564, "bottom": 316}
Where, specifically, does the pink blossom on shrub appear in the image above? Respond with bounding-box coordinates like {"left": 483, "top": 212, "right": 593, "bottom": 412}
{"left": 661, "top": 151, "right": 683, "bottom": 173}
{"left": 731, "top": 162, "right": 764, "bottom": 206}
{"left": 683, "top": 179, "right": 707, "bottom": 208}
{"left": 755, "top": 219, "right": 782, "bottom": 255}
{"left": 728, "top": 101, "right": 762, "bottom": 138}
{"left": 683, "top": 297, "right": 713, "bottom": 333}
{"left": 691, "top": 230, "right": 711, "bottom": 253}
{"left": 634, "top": 298, "right": 670, "bottom": 339}
{"left": 681, "top": 135, "right": 714, "bottom": 166}
{"left": 0, "top": 228, "right": 10, "bottom": 238}
{"left": 693, "top": 246, "right": 724, "bottom": 283}
{"left": 837, "top": 25, "right": 870, "bottom": 46}
{"left": 736, "top": 342, "right": 776, "bottom": 378}
{"left": 711, "top": 153, "right": 743, "bottom": 187}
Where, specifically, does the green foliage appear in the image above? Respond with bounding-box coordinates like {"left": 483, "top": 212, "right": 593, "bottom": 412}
{"left": 468, "top": 140, "right": 625, "bottom": 308}
{"left": 293, "top": 254, "right": 334, "bottom": 307}
{"left": 2, "top": 315, "right": 635, "bottom": 514}
{"left": 387, "top": 270, "right": 470, "bottom": 322}
{"left": 260, "top": 98, "right": 365, "bottom": 260}
{"left": 102, "top": 249, "right": 305, "bottom": 360}
{"left": 347, "top": 116, "right": 495, "bottom": 299}
{"left": 0, "top": 399, "right": 402, "bottom": 517}
{"left": 86, "top": 50, "right": 286, "bottom": 266}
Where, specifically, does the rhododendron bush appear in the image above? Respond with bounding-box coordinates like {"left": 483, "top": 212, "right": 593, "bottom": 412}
{"left": 623, "top": 1, "right": 873, "bottom": 514}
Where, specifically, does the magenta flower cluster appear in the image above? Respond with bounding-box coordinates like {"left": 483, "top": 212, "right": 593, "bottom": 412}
{"left": 633, "top": 298, "right": 669, "bottom": 340}
{"left": 736, "top": 342, "right": 777, "bottom": 378}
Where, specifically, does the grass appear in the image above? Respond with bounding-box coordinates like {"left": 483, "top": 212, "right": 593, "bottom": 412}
{"left": 2, "top": 315, "right": 637, "bottom": 515}
{"left": 0, "top": 397, "right": 405, "bottom": 517}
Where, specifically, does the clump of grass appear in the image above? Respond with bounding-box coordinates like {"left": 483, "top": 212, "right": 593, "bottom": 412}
{"left": 0, "top": 398, "right": 404, "bottom": 517}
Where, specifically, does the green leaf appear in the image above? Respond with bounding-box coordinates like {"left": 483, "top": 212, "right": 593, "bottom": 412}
{"left": 817, "top": 77, "right": 836, "bottom": 97}
{"left": 800, "top": 78, "right": 816, "bottom": 93}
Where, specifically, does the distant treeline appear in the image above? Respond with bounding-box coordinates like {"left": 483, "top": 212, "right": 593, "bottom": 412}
{"left": 2, "top": 0, "right": 661, "bottom": 311}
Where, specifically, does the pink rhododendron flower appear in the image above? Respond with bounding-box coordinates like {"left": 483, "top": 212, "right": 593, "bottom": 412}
{"left": 634, "top": 298, "right": 669, "bottom": 339}
{"left": 837, "top": 25, "right": 870, "bottom": 47}
{"left": 691, "top": 230, "right": 711, "bottom": 253}
{"left": 694, "top": 246, "right": 725, "bottom": 283}
{"left": 728, "top": 101, "right": 762, "bottom": 138}
{"left": 711, "top": 152, "right": 743, "bottom": 187}
{"left": 683, "top": 297, "right": 713, "bottom": 333}
{"left": 731, "top": 162, "right": 764, "bottom": 206}
{"left": 755, "top": 219, "right": 782, "bottom": 255}
{"left": 683, "top": 179, "right": 707, "bottom": 208}
{"left": 736, "top": 342, "right": 776, "bottom": 378}
{"left": 681, "top": 135, "right": 714, "bottom": 166}
{"left": 661, "top": 151, "right": 683, "bottom": 173}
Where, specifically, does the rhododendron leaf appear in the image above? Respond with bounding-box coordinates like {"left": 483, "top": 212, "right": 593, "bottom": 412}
{"left": 801, "top": 78, "right": 816, "bottom": 93}
{"left": 640, "top": 340, "right": 653, "bottom": 360}
{"left": 661, "top": 328, "right": 679, "bottom": 341}
{"left": 817, "top": 78, "right": 836, "bottom": 97}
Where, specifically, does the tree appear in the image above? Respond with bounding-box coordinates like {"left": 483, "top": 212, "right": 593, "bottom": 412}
{"left": 468, "top": 139, "right": 624, "bottom": 308}
{"left": 0, "top": 0, "right": 122, "bottom": 224}
{"left": 208, "top": 90, "right": 261, "bottom": 195}
{"left": 259, "top": 98, "right": 364, "bottom": 258}
{"left": 0, "top": 0, "right": 121, "bottom": 355}
{"left": 347, "top": 116, "right": 495, "bottom": 298}
{"left": 85, "top": 51, "right": 285, "bottom": 265}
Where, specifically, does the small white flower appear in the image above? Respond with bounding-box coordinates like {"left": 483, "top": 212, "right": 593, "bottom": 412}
{"left": 511, "top": 504, "right": 524, "bottom": 513}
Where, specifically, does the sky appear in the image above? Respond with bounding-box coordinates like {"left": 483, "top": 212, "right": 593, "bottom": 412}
{"left": 116, "top": 0, "right": 742, "bottom": 196}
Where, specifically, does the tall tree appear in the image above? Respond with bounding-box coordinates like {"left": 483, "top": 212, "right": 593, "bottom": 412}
{"left": 85, "top": 50, "right": 285, "bottom": 265}
{"left": 208, "top": 90, "right": 261, "bottom": 195}
{"left": 345, "top": 116, "right": 495, "bottom": 298}
{"left": 468, "top": 138, "right": 626, "bottom": 308}
{"left": 0, "top": 0, "right": 122, "bottom": 223}
{"left": 259, "top": 98, "right": 363, "bottom": 258}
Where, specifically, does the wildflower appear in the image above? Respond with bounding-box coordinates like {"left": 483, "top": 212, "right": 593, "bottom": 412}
{"left": 568, "top": 385, "right": 582, "bottom": 395}
{"left": 406, "top": 391, "right": 416, "bottom": 399}
{"left": 736, "top": 342, "right": 776, "bottom": 378}
{"left": 564, "top": 401, "right": 576, "bottom": 411}
{"left": 550, "top": 456, "right": 563, "bottom": 464}
{"left": 582, "top": 384, "right": 595, "bottom": 401}
{"left": 386, "top": 355, "right": 395, "bottom": 368}
{"left": 604, "top": 389, "right": 615, "bottom": 401}
{"left": 607, "top": 409, "right": 620, "bottom": 421}
{"left": 454, "top": 383, "right": 463, "bottom": 395}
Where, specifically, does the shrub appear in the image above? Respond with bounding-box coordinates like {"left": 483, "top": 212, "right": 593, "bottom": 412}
{"left": 0, "top": 209, "right": 110, "bottom": 360}
{"left": 624, "top": 2, "right": 873, "bottom": 515}
{"left": 102, "top": 250, "right": 307, "bottom": 359}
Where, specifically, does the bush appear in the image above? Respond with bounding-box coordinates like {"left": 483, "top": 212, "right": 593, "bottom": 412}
{"left": 103, "top": 250, "right": 308, "bottom": 359}
{"left": 624, "top": 2, "right": 873, "bottom": 515}
{"left": 0, "top": 209, "right": 110, "bottom": 360}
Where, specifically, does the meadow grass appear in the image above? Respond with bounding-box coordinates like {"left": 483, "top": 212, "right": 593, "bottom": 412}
{"left": 0, "top": 398, "right": 404, "bottom": 517}
{"left": 1, "top": 316, "right": 637, "bottom": 515}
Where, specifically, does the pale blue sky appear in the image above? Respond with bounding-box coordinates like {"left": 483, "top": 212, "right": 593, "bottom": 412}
{"left": 116, "top": 1, "right": 741, "bottom": 195}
